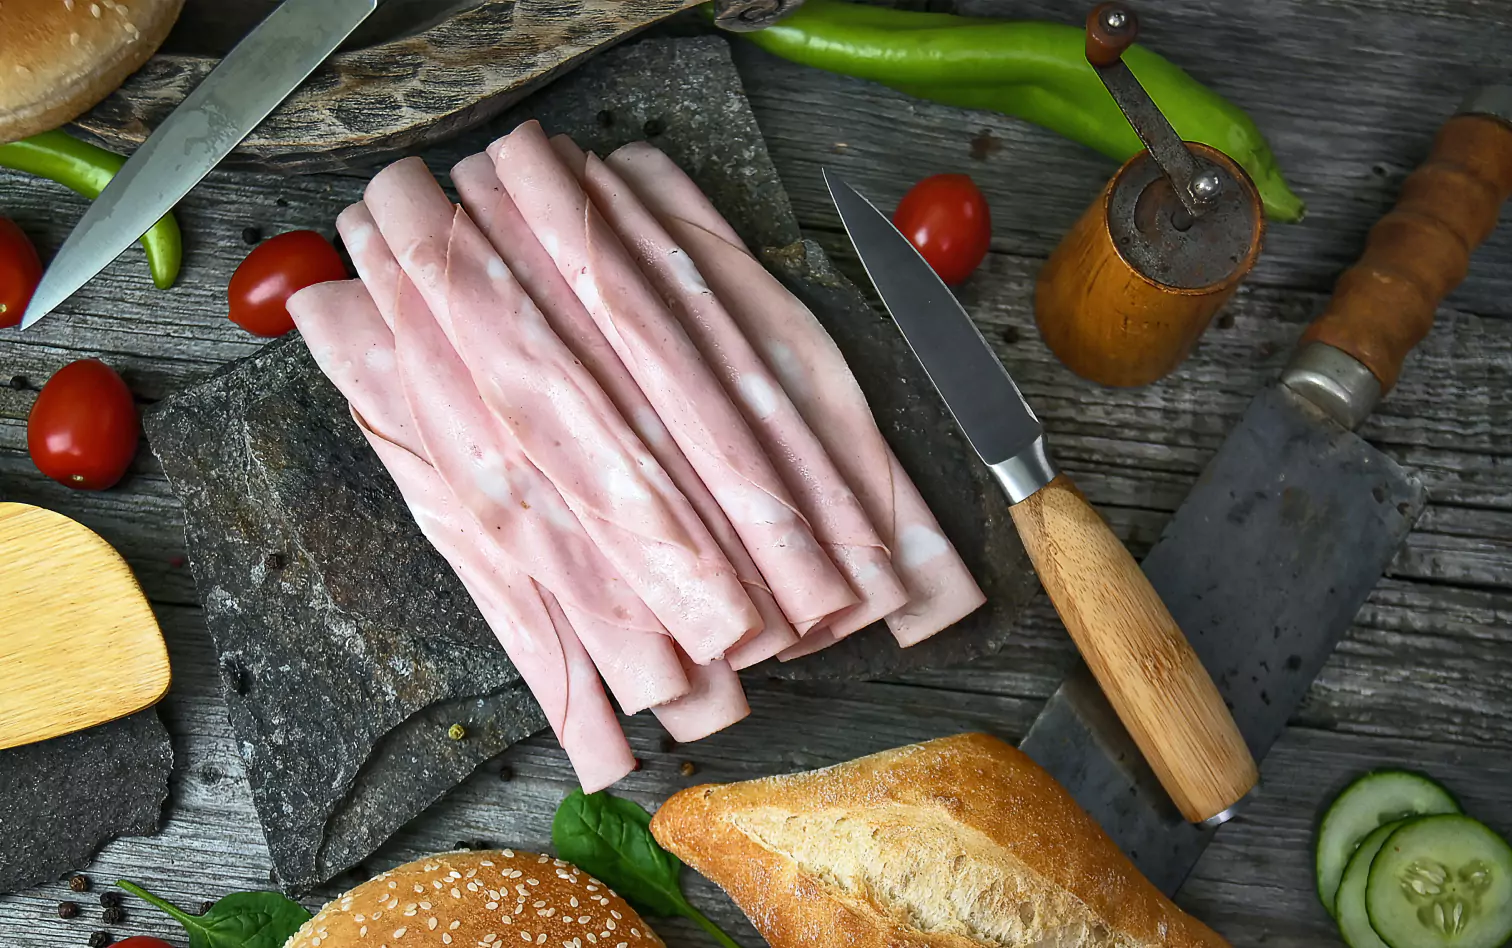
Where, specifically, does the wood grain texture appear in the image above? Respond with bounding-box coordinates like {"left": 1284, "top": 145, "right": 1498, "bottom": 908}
{"left": 1009, "top": 475, "right": 1257, "bottom": 823}
{"left": 0, "top": 0, "right": 1510, "bottom": 941}
{"left": 1302, "top": 113, "right": 1512, "bottom": 392}
{"left": 1036, "top": 146, "right": 1264, "bottom": 387}
{"left": 73, "top": 0, "right": 703, "bottom": 172}
{"left": 0, "top": 503, "right": 169, "bottom": 750}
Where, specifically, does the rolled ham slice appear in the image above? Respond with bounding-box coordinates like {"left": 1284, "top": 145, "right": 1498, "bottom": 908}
{"left": 288, "top": 280, "right": 634, "bottom": 791}
{"left": 449, "top": 152, "right": 797, "bottom": 669}
{"left": 651, "top": 651, "right": 751, "bottom": 744}
{"left": 490, "top": 122, "right": 857, "bottom": 634}
{"left": 364, "top": 159, "right": 761, "bottom": 663}
{"left": 558, "top": 138, "right": 907, "bottom": 640}
{"left": 607, "top": 142, "right": 987, "bottom": 646}
{"left": 336, "top": 204, "right": 402, "bottom": 328}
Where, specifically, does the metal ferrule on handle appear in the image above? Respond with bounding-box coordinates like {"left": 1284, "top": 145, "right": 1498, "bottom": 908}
{"left": 989, "top": 437, "right": 1058, "bottom": 505}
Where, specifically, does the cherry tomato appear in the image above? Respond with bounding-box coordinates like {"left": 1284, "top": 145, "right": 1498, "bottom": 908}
{"left": 0, "top": 217, "right": 43, "bottom": 329}
{"left": 228, "top": 230, "right": 347, "bottom": 337}
{"left": 27, "top": 359, "right": 139, "bottom": 491}
{"left": 112, "top": 938, "right": 175, "bottom": 948}
{"left": 891, "top": 174, "right": 992, "bottom": 286}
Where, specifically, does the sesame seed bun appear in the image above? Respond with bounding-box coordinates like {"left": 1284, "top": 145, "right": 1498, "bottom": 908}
{"left": 0, "top": 0, "right": 185, "bottom": 144}
{"left": 287, "top": 850, "right": 665, "bottom": 948}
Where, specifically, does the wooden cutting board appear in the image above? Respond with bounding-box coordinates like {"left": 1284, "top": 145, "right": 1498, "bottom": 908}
{"left": 73, "top": 0, "right": 703, "bottom": 173}
{"left": 0, "top": 503, "right": 171, "bottom": 750}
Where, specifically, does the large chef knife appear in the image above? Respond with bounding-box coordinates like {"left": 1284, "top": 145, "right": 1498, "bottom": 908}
{"left": 827, "top": 172, "right": 1259, "bottom": 826}
{"left": 1021, "top": 86, "right": 1512, "bottom": 894}
{"left": 20, "top": 0, "right": 381, "bottom": 328}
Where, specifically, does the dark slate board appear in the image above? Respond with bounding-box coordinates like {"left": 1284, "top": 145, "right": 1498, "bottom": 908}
{"left": 146, "top": 339, "right": 543, "bottom": 892}
{"left": 0, "top": 710, "right": 172, "bottom": 893}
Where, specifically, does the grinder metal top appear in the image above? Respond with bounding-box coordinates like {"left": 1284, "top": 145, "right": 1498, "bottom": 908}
{"left": 1087, "top": 3, "right": 1262, "bottom": 289}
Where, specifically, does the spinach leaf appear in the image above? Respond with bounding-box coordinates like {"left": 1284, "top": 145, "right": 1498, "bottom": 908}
{"left": 553, "top": 789, "right": 742, "bottom": 948}
{"left": 118, "top": 880, "right": 312, "bottom": 948}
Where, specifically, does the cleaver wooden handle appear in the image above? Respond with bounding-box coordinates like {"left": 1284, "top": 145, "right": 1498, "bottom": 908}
{"left": 1011, "top": 474, "right": 1258, "bottom": 823}
{"left": 1302, "top": 109, "right": 1512, "bottom": 393}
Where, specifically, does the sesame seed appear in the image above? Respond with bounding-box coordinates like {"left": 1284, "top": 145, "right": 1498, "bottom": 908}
{"left": 606, "top": 921, "right": 616, "bottom": 931}
{"left": 537, "top": 855, "right": 549, "bottom": 864}
{"left": 501, "top": 916, "right": 513, "bottom": 925}
{"left": 538, "top": 935, "right": 547, "bottom": 944}
{"left": 481, "top": 860, "right": 495, "bottom": 868}
{"left": 359, "top": 927, "right": 368, "bottom": 937}
{"left": 394, "top": 928, "right": 407, "bottom": 939}
{"left": 485, "top": 938, "right": 497, "bottom": 945}
{"left": 487, "top": 902, "right": 500, "bottom": 910}
{"left": 435, "top": 882, "right": 445, "bottom": 890}
{"left": 421, "top": 902, "right": 433, "bottom": 910}
{"left": 617, "top": 943, "right": 627, "bottom": 947}
{"left": 577, "top": 917, "right": 590, "bottom": 925}
{"left": 89, "top": 2, "right": 98, "bottom": 14}
{"left": 527, "top": 879, "right": 540, "bottom": 886}
{"left": 429, "top": 919, "right": 439, "bottom": 931}
{"left": 414, "top": 886, "right": 425, "bottom": 894}
{"left": 630, "top": 930, "right": 639, "bottom": 937}
{"left": 521, "top": 933, "right": 531, "bottom": 942}
{"left": 443, "top": 936, "right": 453, "bottom": 945}
{"left": 452, "top": 921, "right": 462, "bottom": 931}
{"left": 533, "top": 901, "right": 546, "bottom": 909}
{"left": 553, "top": 859, "right": 568, "bottom": 868}
{"left": 466, "top": 869, "right": 479, "bottom": 878}
{"left": 373, "top": 912, "right": 383, "bottom": 920}
{"left": 503, "top": 850, "right": 516, "bottom": 858}
{"left": 390, "top": 881, "right": 398, "bottom": 889}
{"left": 609, "top": 912, "right": 620, "bottom": 921}
{"left": 569, "top": 898, "right": 579, "bottom": 909}
{"left": 586, "top": 886, "right": 598, "bottom": 893}
{"left": 449, "top": 871, "right": 462, "bottom": 880}
{"left": 356, "top": 915, "right": 367, "bottom": 922}
{"left": 452, "top": 888, "right": 462, "bottom": 899}
{"left": 404, "top": 908, "right": 417, "bottom": 917}
{"left": 587, "top": 935, "right": 597, "bottom": 944}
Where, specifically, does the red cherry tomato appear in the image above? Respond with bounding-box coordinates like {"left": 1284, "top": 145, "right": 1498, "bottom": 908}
{"left": 0, "top": 217, "right": 44, "bottom": 329}
{"left": 112, "top": 938, "right": 175, "bottom": 948}
{"left": 228, "top": 230, "right": 347, "bottom": 337}
{"left": 891, "top": 174, "right": 992, "bottom": 286}
{"left": 27, "top": 359, "right": 140, "bottom": 491}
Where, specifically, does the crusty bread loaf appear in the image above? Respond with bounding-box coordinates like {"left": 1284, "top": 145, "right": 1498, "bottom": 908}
{"left": 0, "top": 0, "right": 184, "bottom": 143}
{"left": 650, "top": 733, "right": 1229, "bottom": 948}
{"left": 285, "top": 849, "right": 664, "bottom": 948}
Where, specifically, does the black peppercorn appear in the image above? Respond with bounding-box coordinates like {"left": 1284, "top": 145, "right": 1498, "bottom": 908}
{"left": 68, "top": 875, "right": 90, "bottom": 893}
{"left": 454, "top": 840, "right": 472, "bottom": 850}
{"left": 57, "top": 901, "right": 80, "bottom": 919}
{"left": 642, "top": 117, "right": 665, "bottom": 137}
{"left": 98, "top": 891, "right": 121, "bottom": 909}
{"left": 497, "top": 765, "right": 513, "bottom": 782}
{"left": 9, "top": 374, "right": 29, "bottom": 391}
{"left": 87, "top": 932, "right": 112, "bottom": 948}
{"left": 596, "top": 109, "right": 615, "bottom": 127}
{"left": 679, "top": 761, "right": 697, "bottom": 777}
{"left": 101, "top": 906, "right": 125, "bottom": 925}
{"left": 241, "top": 226, "right": 263, "bottom": 245}
{"left": 200, "top": 900, "right": 215, "bottom": 915}
{"left": 263, "top": 551, "right": 286, "bottom": 571}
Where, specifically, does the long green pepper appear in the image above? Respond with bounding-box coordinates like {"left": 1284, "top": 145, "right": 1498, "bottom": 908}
{"left": 730, "top": 0, "right": 1305, "bottom": 222}
{"left": 0, "top": 130, "right": 184, "bottom": 288}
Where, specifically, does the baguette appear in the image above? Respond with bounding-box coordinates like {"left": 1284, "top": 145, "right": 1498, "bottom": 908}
{"left": 650, "top": 733, "right": 1229, "bottom": 948}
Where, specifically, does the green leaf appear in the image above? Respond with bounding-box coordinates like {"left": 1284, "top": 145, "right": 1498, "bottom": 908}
{"left": 119, "top": 880, "right": 312, "bottom": 948}
{"left": 551, "top": 790, "right": 744, "bottom": 948}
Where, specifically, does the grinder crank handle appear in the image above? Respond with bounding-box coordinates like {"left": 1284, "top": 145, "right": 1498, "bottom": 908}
{"left": 1009, "top": 473, "right": 1259, "bottom": 824}
{"left": 1301, "top": 88, "right": 1512, "bottom": 398}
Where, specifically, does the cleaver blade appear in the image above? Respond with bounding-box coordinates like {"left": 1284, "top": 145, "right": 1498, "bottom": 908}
{"left": 1020, "top": 384, "right": 1425, "bottom": 894}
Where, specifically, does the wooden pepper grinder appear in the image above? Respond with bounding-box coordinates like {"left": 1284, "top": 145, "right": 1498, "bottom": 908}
{"left": 1036, "top": 3, "right": 1265, "bottom": 388}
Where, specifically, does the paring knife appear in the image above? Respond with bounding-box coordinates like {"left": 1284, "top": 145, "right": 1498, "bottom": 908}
{"left": 1020, "top": 86, "right": 1512, "bottom": 894}
{"left": 826, "top": 171, "right": 1259, "bottom": 825}
{"left": 20, "top": 0, "right": 381, "bottom": 329}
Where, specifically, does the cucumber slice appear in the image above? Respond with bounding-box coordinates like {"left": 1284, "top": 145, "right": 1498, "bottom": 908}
{"left": 1317, "top": 770, "right": 1461, "bottom": 915}
{"left": 1365, "top": 815, "right": 1512, "bottom": 948}
{"left": 1337, "top": 820, "right": 1414, "bottom": 948}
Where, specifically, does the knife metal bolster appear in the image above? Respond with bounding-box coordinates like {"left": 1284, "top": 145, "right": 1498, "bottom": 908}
{"left": 1279, "top": 341, "right": 1382, "bottom": 431}
{"left": 988, "top": 436, "right": 1058, "bottom": 504}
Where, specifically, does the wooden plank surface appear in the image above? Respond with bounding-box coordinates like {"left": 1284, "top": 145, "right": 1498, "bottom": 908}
{"left": 3, "top": 0, "right": 1512, "bottom": 945}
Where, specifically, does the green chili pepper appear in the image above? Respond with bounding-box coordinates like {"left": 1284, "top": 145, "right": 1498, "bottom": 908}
{"left": 0, "top": 130, "right": 184, "bottom": 288}
{"left": 727, "top": 0, "right": 1305, "bottom": 222}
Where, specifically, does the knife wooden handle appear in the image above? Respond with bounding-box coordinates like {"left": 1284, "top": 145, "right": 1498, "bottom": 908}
{"left": 1010, "top": 474, "right": 1258, "bottom": 823}
{"left": 1301, "top": 111, "right": 1512, "bottom": 393}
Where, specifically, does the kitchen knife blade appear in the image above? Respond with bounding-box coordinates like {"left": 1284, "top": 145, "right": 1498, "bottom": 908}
{"left": 827, "top": 171, "right": 1258, "bottom": 825}
{"left": 20, "top": 0, "right": 381, "bottom": 329}
{"left": 1021, "top": 86, "right": 1512, "bottom": 894}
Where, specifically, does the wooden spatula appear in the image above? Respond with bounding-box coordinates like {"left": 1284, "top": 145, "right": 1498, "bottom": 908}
{"left": 0, "top": 502, "right": 171, "bottom": 750}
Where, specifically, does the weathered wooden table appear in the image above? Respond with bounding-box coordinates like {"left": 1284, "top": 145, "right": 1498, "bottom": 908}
{"left": 3, "top": 3, "right": 1511, "bottom": 946}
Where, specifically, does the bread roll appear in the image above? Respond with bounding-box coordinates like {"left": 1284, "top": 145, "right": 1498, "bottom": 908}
{"left": 651, "top": 733, "right": 1229, "bottom": 948}
{"left": 286, "top": 849, "right": 664, "bottom": 948}
{"left": 0, "top": 0, "right": 184, "bottom": 143}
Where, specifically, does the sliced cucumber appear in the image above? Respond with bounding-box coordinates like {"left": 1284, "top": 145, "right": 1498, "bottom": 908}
{"left": 1318, "top": 770, "right": 1461, "bottom": 916}
{"left": 1365, "top": 815, "right": 1512, "bottom": 948}
{"left": 1337, "top": 820, "right": 1414, "bottom": 947}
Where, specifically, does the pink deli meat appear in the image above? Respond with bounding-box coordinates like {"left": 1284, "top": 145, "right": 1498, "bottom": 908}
{"left": 607, "top": 142, "right": 987, "bottom": 647}
{"left": 490, "top": 122, "right": 857, "bottom": 634}
{"left": 449, "top": 153, "right": 797, "bottom": 669}
{"left": 560, "top": 138, "right": 908, "bottom": 639}
{"left": 363, "top": 158, "right": 760, "bottom": 663}
{"left": 287, "top": 279, "right": 634, "bottom": 791}
{"left": 651, "top": 651, "right": 751, "bottom": 743}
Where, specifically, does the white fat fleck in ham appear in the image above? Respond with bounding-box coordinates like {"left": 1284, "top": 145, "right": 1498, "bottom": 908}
{"left": 650, "top": 650, "right": 750, "bottom": 743}
{"left": 451, "top": 153, "right": 796, "bottom": 669}
{"left": 286, "top": 281, "right": 634, "bottom": 791}
{"left": 363, "top": 159, "right": 760, "bottom": 662}
{"left": 560, "top": 138, "right": 907, "bottom": 640}
{"left": 490, "top": 122, "right": 857, "bottom": 635}
{"left": 388, "top": 274, "right": 689, "bottom": 713}
{"left": 607, "top": 142, "right": 986, "bottom": 646}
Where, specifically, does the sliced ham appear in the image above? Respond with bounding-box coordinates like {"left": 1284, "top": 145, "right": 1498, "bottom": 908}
{"left": 389, "top": 275, "right": 689, "bottom": 714}
{"left": 336, "top": 204, "right": 402, "bottom": 328}
{"left": 607, "top": 142, "right": 986, "bottom": 646}
{"left": 558, "top": 138, "right": 908, "bottom": 640}
{"left": 489, "top": 122, "right": 857, "bottom": 634}
{"left": 450, "top": 152, "right": 796, "bottom": 669}
{"left": 364, "top": 159, "right": 761, "bottom": 663}
{"left": 288, "top": 279, "right": 634, "bottom": 791}
{"left": 651, "top": 651, "right": 751, "bottom": 744}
